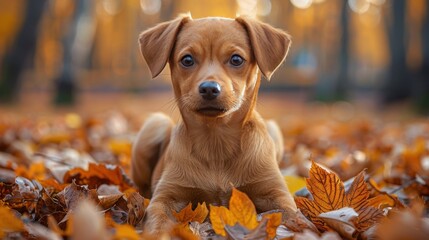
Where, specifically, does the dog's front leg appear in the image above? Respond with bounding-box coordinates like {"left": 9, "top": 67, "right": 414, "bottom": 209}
{"left": 144, "top": 182, "right": 203, "bottom": 234}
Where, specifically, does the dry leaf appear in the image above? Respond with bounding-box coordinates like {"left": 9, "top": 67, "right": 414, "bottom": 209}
{"left": 319, "top": 207, "right": 358, "bottom": 239}
{"left": 263, "top": 212, "right": 282, "bottom": 239}
{"left": 296, "top": 161, "right": 391, "bottom": 232}
{"left": 229, "top": 188, "right": 259, "bottom": 230}
{"left": 209, "top": 205, "right": 237, "bottom": 236}
{"left": 0, "top": 206, "right": 25, "bottom": 238}
{"left": 63, "top": 163, "right": 132, "bottom": 191}
{"left": 173, "top": 202, "right": 208, "bottom": 224}
{"left": 113, "top": 224, "right": 140, "bottom": 240}
{"left": 125, "top": 191, "right": 146, "bottom": 226}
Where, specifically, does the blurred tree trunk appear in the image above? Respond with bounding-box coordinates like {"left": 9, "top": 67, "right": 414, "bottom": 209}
{"left": 383, "top": 1, "right": 410, "bottom": 103}
{"left": 335, "top": 0, "right": 349, "bottom": 100}
{"left": 0, "top": 0, "right": 46, "bottom": 103}
{"left": 415, "top": 2, "right": 429, "bottom": 114}
{"left": 314, "top": 0, "right": 349, "bottom": 101}
{"left": 54, "top": 0, "right": 95, "bottom": 105}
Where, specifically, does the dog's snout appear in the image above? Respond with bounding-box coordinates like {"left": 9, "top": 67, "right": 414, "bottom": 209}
{"left": 199, "top": 81, "right": 221, "bottom": 100}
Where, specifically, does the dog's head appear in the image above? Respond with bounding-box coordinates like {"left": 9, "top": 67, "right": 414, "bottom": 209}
{"left": 139, "top": 15, "right": 291, "bottom": 119}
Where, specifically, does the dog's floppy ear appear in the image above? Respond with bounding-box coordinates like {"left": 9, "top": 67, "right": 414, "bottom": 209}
{"left": 139, "top": 15, "right": 191, "bottom": 78}
{"left": 236, "top": 16, "right": 291, "bottom": 80}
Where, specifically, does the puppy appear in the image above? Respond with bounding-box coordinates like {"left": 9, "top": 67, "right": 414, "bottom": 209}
{"left": 132, "top": 15, "right": 315, "bottom": 233}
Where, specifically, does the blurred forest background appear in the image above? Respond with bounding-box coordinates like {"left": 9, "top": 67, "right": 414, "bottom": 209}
{"left": 0, "top": 0, "right": 428, "bottom": 113}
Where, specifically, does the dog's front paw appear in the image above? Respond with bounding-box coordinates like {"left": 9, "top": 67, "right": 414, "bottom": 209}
{"left": 144, "top": 213, "right": 176, "bottom": 235}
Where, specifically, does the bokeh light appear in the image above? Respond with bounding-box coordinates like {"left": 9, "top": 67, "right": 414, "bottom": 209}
{"left": 290, "top": 0, "right": 313, "bottom": 9}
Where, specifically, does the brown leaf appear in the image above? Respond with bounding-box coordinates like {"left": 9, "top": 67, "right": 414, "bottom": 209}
{"left": 126, "top": 191, "right": 146, "bottom": 226}
{"left": 63, "top": 163, "right": 132, "bottom": 191}
{"left": 99, "top": 193, "right": 124, "bottom": 210}
{"left": 59, "top": 181, "right": 99, "bottom": 210}
{"left": 354, "top": 207, "right": 384, "bottom": 232}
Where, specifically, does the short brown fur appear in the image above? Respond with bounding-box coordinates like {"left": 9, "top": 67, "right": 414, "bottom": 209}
{"left": 132, "top": 15, "right": 315, "bottom": 233}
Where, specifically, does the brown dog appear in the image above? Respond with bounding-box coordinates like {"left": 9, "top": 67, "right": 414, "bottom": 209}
{"left": 132, "top": 15, "right": 315, "bottom": 234}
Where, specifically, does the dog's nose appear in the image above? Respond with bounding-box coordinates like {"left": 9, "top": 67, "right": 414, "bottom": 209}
{"left": 199, "top": 81, "right": 221, "bottom": 100}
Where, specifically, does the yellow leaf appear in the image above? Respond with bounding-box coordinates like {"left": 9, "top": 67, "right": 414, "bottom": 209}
{"left": 209, "top": 205, "right": 237, "bottom": 237}
{"left": 263, "top": 212, "right": 282, "bottom": 239}
{"left": 229, "top": 188, "right": 258, "bottom": 230}
{"left": 0, "top": 206, "right": 25, "bottom": 238}
{"left": 284, "top": 175, "right": 306, "bottom": 194}
{"left": 108, "top": 139, "right": 132, "bottom": 155}
{"left": 113, "top": 224, "right": 140, "bottom": 240}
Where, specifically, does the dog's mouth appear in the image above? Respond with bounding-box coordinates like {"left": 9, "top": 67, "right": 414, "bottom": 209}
{"left": 196, "top": 107, "right": 227, "bottom": 117}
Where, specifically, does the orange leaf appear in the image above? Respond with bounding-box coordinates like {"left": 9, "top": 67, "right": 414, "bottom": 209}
{"left": 63, "top": 163, "right": 132, "bottom": 191}
{"left": 173, "top": 202, "right": 208, "bottom": 224}
{"left": 209, "top": 205, "right": 237, "bottom": 237}
{"left": 306, "top": 161, "right": 346, "bottom": 212}
{"left": 0, "top": 206, "right": 25, "bottom": 238}
{"left": 173, "top": 203, "right": 195, "bottom": 224}
{"left": 354, "top": 207, "right": 384, "bottom": 231}
{"left": 297, "top": 162, "right": 391, "bottom": 233}
{"left": 170, "top": 224, "right": 199, "bottom": 240}
{"left": 193, "top": 202, "right": 209, "bottom": 223}
{"left": 263, "top": 212, "right": 282, "bottom": 239}
{"left": 366, "top": 194, "right": 396, "bottom": 209}
{"left": 346, "top": 171, "right": 369, "bottom": 211}
{"left": 113, "top": 224, "right": 140, "bottom": 240}
{"left": 229, "top": 188, "right": 258, "bottom": 230}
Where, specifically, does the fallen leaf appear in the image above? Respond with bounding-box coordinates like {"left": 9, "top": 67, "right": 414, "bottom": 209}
{"left": 284, "top": 175, "right": 307, "bottom": 194}
{"left": 209, "top": 205, "right": 237, "bottom": 237}
{"left": 263, "top": 212, "right": 282, "bottom": 239}
{"left": 113, "top": 224, "right": 140, "bottom": 240}
{"left": 319, "top": 207, "right": 358, "bottom": 239}
{"left": 0, "top": 206, "right": 25, "bottom": 238}
{"left": 173, "top": 202, "right": 208, "bottom": 224}
{"left": 229, "top": 188, "right": 258, "bottom": 230}
{"left": 126, "top": 191, "right": 146, "bottom": 226}
{"left": 296, "top": 161, "right": 391, "bottom": 232}
{"left": 63, "top": 163, "right": 132, "bottom": 191}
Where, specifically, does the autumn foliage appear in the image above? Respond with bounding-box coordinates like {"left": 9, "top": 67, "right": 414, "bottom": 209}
{"left": 0, "top": 110, "right": 428, "bottom": 239}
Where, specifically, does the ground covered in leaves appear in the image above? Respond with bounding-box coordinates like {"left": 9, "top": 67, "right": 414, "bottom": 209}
{"left": 0, "top": 94, "right": 428, "bottom": 239}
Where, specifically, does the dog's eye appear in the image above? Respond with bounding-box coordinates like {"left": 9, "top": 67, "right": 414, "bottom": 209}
{"left": 230, "top": 54, "right": 244, "bottom": 67}
{"left": 180, "top": 55, "right": 194, "bottom": 67}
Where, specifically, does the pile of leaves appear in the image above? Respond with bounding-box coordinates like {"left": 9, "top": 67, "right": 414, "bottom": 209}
{"left": 0, "top": 110, "right": 428, "bottom": 239}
